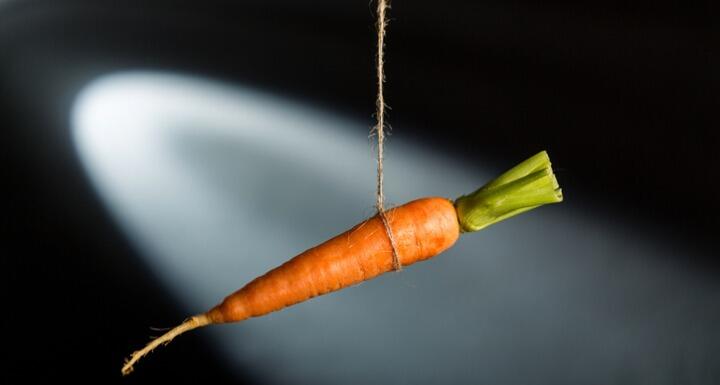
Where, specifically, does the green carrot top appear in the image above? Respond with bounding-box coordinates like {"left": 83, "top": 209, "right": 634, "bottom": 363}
{"left": 454, "top": 151, "right": 563, "bottom": 232}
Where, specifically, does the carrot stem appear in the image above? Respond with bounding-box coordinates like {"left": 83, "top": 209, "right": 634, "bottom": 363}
{"left": 454, "top": 151, "right": 563, "bottom": 232}
{"left": 121, "top": 314, "right": 212, "bottom": 376}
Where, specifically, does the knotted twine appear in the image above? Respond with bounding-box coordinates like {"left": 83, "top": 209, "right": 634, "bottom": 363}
{"left": 373, "top": 0, "right": 402, "bottom": 271}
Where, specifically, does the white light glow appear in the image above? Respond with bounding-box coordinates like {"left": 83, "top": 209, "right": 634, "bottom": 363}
{"left": 72, "top": 71, "right": 719, "bottom": 385}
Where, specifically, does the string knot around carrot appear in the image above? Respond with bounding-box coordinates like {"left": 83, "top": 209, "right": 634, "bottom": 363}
{"left": 121, "top": 151, "right": 563, "bottom": 375}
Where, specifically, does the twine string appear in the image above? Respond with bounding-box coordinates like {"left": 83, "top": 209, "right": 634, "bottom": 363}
{"left": 374, "top": 0, "right": 401, "bottom": 271}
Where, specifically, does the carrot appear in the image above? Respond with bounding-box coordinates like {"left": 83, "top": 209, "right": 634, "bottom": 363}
{"left": 121, "top": 151, "right": 563, "bottom": 375}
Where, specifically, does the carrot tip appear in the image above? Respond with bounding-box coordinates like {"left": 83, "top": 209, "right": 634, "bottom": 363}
{"left": 454, "top": 150, "right": 563, "bottom": 232}
{"left": 121, "top": 314, "right": 212, "bottom": 376}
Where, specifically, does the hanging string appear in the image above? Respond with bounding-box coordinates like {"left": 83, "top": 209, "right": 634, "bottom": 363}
{"left": 374, "top": 0, "right": 401, "bottom": 271}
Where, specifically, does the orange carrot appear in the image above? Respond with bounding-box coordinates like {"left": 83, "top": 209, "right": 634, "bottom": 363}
{"left": 122, "top": 151, "right": 563, "bottom": 375}
{"left": 208, "top": 197, "right": 459, "bottom": 324}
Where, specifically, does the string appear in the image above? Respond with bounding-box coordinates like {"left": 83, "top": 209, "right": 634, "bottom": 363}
{"left": 374, "top": 0, "right": 401, "bottom": 271}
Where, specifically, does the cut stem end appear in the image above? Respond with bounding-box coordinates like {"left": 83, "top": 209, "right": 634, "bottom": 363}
{"left": 454, "top": 150, "right": 563, "bottom": 232}
{"left": 121, "top": 314, "right": 212, "bottom": 376}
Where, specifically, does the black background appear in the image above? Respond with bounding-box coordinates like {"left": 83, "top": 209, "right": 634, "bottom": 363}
{"left": 1, "top": 0, "right": 717, "bottom": 383}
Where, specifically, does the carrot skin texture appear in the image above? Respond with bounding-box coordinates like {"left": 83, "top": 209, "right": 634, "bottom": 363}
{"left": 208, "top": 197, "right": 460, "bottom": 324}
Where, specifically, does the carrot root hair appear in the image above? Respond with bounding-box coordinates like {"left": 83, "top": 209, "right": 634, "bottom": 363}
{"left": 121, "top": 314, "right": 212, "bottom": 376}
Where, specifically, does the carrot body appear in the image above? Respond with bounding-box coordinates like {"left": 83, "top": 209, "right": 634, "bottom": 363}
{"left": 208, "top": 197, "right": 459, "bottom": 323}
{"left": 122, "top": 197, "right": 459, "bottom": 375}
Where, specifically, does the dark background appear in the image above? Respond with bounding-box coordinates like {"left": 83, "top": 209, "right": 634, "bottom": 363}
{"left": 1, "top": 0, "right": 717, "bottom": 383}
